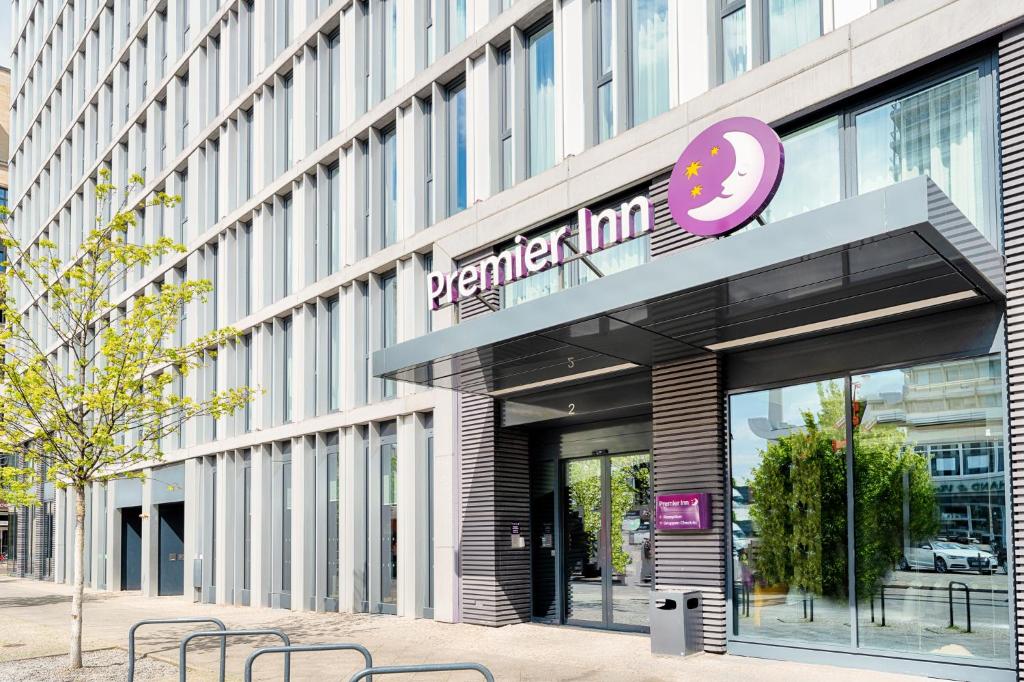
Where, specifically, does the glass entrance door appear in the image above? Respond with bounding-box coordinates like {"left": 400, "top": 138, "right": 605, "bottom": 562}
{"left": 563, "top": 452, "right": 651, "bottom": 631}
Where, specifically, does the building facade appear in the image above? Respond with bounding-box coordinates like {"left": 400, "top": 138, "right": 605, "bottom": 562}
{"left": 0, "top": 64, "right": 9, "bottom": 568}
{"left": 7, "top": 0, "right": 1024, "bottom": 679}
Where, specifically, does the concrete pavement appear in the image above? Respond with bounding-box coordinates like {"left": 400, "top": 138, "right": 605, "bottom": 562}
{"left": 0, "top": 576, "right": 941, "bottom": 681}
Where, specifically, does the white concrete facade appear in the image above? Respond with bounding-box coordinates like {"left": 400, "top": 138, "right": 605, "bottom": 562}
{"left": 9, "top": 0, "right": 1023, "bottom": 629}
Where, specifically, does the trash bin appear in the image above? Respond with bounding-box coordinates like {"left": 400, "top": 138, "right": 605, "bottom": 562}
{"left": 649, "top": 590, "right": 703, "bottom": 656}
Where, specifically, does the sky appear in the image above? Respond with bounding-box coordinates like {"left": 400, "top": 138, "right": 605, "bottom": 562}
{"left": 0, "top": 0, "right": 10, "bottom": 69}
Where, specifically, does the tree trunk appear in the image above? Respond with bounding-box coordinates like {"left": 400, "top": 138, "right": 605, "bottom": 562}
{"left": 70, "top": 485, "right": 85, "bottom": 669}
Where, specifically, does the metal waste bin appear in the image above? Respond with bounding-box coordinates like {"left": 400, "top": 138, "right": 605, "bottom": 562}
{"left": 649, "top": 590, "right": 703, "bottom": 656}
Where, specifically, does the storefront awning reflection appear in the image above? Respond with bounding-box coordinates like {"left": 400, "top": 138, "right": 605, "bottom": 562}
{"left": 373, "top": 177, "right": 1004, "bottom": 398}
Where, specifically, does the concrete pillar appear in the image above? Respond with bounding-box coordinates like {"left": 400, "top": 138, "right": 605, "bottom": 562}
{"left": 183, "top": 458, "right": 201, "bottom": 601}
{"left": 397, "top": 413, "right": 430, "bottom": 618}
{"left": 214, "top": 452, "right": 235, "bottom": 605}
{"left": 432, "top": 391, "right": 458, "bottom": 623}
{"left": 141, "top": 470, "right": 158, "bottom": 597}
{"left": 291, "top": 436, "right": 316, "bottom": 610}
{"left": 54, "top": 488, "right": 65, "bottom": 584}
{"left": 251, "top": 444, "right": 272, "bottom": 607}
{"left": 341, "top": 426, "right": 368, "bottom": 613}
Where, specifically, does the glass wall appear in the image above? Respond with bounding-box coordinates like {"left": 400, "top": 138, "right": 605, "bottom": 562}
{"left": 528, "top": 23, "right": 555, "bottom": 177}
{"left": 381, "top": 127, "right": 397, "bottom": 247}
{"left": 856, "top": 70, "right": 986, "bottom": 237}
{"left": 381, "top": 273, "right": 397, "bottom": 399}
{"left": 379, "top": 428, "right": 398, "bottom": 610}
{"left": 721, "top": 1, "right": 748, "bottom": 82}
{"left": 768, "top": 0, "right": 821, "bottom": 60}
{"left": 326, "top": 435, "right": 340, "bottom": 605}
{"left": 761, "top": 67, "right": 993, "bottom": 243}
{"left": 729, "top": 355, "right": 1010, "bottom": 664}
{"left": 280, "top": 443, "right": 292, "bottom": 601}
{"left": 630, "top": 0, "right": 669, "bottom": 126}
{"left": 447, "top": 81, "right": 467, "bottom": 215}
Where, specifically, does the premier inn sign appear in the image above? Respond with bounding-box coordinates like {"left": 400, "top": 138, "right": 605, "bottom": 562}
{"left": 428, "top": 195, "right": 656, "bottom": 310}
{"left": 427, "top": 116, "right": 784, "bottom": 311}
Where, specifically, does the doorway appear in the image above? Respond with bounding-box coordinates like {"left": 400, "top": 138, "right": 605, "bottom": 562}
{"left": 157, "top": 502, "right": 185, "bottom": 596}
{"left": 120, "top": 506, "right": 142, "bottom": 591}
{"left": 563, "top": 452, "right": 652, "bottom": 631}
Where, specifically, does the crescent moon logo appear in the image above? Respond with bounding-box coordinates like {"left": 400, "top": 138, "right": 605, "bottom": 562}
{"left": 667, "top": 117, "right": 784, "bottom": 237}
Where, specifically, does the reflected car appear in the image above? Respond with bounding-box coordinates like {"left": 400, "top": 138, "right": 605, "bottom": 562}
{"left": 901, "top": 541, "right": 998, "bottom": 574}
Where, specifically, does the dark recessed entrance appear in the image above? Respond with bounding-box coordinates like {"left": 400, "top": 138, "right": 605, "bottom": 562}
{"left": 120, "top": 506, "right": 142, "bottom": 591}
{"left": 157, "top": 502, "right": 185, "bottom": 596}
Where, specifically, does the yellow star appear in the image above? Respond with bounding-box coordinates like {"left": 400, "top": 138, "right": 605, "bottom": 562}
{"left": 710, "top": 146, "right": 720, "bottom": 156}
{"left": 684, "top": 160, "right": 702, "bottom": 178}
{"left": 690, "top": 185, "right": 703, "bottom": 198}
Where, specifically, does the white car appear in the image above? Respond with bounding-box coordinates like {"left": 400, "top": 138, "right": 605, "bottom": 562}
{"left": 901, "top": 541, "right": 998, "bottom": 574}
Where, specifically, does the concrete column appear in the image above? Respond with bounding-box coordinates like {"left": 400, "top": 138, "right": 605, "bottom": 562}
{"left": 250, "top": 444, "right": 272, "bottom": 607}
{"left": 677, "top": 0, "right": 711, "bottom": 103}
{"left": 432, "top": 392, "right": 458, "bottom": 622}
{"left": 90, "top": 484, "right": 103, "bottom": 589}
{"left": 559, "top": 0, "right": 586, "bottom": 157}
{"left": 341, "top": 426, "right": 368, "bottom": 613}
{"left": 215, "top": 452, "right": 235, "bottom": 605}
{"left": 141, "top": 470, "right": 158, "bottom": 597}
{"left": 183, "top": 458, "right": 201, "bottom": 601}
{"left": 291, "top": 436, "right": 316, "bottom": 610}
{"left": 396, "top": 413, "right": 429, "bottom": 617}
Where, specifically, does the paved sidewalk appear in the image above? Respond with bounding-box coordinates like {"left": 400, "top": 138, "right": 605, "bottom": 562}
{"left": 0, "top": 576, "right": 940, "bottom": 681}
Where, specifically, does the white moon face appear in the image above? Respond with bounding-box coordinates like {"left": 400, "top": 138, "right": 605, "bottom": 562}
{"left": 687, "top": 131, "right": 766, "bottom": 223}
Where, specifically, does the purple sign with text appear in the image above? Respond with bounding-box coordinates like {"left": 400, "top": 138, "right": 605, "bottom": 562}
{"left": 667, "top": 117, "right": 784, "bottom": 237}
{"left": 656, "top": 492, "right": 711, "bottom": 531}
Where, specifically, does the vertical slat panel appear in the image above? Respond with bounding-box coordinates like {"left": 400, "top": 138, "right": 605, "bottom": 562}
{"left": 651, "top": 354, "right": 727, "bottom": 653}
{"left": 999, "top": 27, "right": 1024, "bottom": 663}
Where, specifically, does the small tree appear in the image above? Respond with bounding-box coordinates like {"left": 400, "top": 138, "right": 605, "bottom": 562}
{"left": 0, "top": 171, "right": 254, "bottom": 668}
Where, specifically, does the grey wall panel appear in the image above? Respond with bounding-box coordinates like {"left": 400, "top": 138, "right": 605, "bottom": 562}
{"left": 651, "top": 354, "right": 727, "bottom": 653}
{"left": 999, "top": 26, "right": 1024, "bottom": 666}
{"left": 650, "top": 173, "right": 703, "bottom": 258}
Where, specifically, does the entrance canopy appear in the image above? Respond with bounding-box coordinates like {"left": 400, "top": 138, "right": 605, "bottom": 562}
{"left": 374, "top": 177, "right": 1004, "bottom": 398}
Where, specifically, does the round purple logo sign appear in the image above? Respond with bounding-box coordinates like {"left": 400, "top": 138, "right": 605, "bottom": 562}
{"left": 667, "top": 116, "right": 784, "bottom": 237}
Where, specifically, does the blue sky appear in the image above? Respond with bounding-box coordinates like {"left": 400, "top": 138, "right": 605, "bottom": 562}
{"left": 1, "top": 0, "right": 10, "bottom": 69}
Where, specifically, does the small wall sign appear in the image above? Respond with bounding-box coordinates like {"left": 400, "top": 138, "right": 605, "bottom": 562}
{"left": 655, "top": 492, "right": 711, "bottom": 531}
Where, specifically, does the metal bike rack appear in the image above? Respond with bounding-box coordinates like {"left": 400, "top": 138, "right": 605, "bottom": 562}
{"left": 348, "top": 662, "right": 495, "bottom": 682}
{"left": 179, "top": 628, "right": 291, "bottom": 682}
{"left": 127, "top": 617, "right": 227, "bottom": 682}
{"left": 948, "top": 581, "right": 972, "bottom": 633}
{"left": 243, "top": 643, "right": 373, "bottom": 682}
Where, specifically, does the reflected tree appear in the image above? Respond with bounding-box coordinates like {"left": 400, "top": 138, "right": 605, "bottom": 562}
{"left": 748, "top": 382, "right": 938, "bottom": 600}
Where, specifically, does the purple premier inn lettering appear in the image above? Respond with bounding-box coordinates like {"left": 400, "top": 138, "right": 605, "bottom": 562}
{"left": 428, "top": 195, "right": 654, "bottom": 310}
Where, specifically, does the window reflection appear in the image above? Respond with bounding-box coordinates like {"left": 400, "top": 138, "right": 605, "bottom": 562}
{"left": 762, "top": 117, "right": 840, "bottom": 224}
{"left": 856, "top": 70, "right": 986, "bottom": 239}
{"left": 729, "top": 355, "right": 1010, "bottom": 662}
{"left": 529, "top": 24, "right": 556, "bottom": 177}
{"left": 729, "top": 380, "right": 851, "bottom": 646}
{"left": 853, "top": 357, "right": 1008, "bottom": 661}
{"left": 768, "top": 0, "right": 821, "bottom": 59}
{"left": 630, "top": 0, "right": 669, "bottom": 126}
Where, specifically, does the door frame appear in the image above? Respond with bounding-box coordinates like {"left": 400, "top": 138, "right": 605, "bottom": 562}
{"left": 560, "top": 451, "right": 651, "bottom": 633}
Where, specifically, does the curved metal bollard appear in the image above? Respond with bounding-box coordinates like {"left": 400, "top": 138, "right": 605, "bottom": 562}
{"left": 349, "top": 662, "right": 494, "bottom": 682}
{"left": 127, "top": 617, "right": 227, "bottom": 682}
{"left": 243, "top": 643, "right": 373, "bottom": 682}
{"left": 178, "top": 628, "right": 291, "bottom": 682}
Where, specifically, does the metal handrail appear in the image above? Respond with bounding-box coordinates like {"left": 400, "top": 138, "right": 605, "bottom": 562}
{"left": 178, "top": 628, "right": 291, "bottom": 682}
{"left": 127, "top": 617, "right": 226, "bottom": 682}
{"left": 349, "top": 662, "right": 494, "bottom": 682}
{"left": 243, "top": 643, "right": 373, "bottom": 682}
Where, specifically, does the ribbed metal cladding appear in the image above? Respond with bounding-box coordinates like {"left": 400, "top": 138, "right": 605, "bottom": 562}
{"left": 650, "top": 173, "right": 705, "bottom": 258}
{"left": 457, "top": 269, "right": 532, "bottom": 626}
{"left": 999, "top": 26, "right": 1024, "bottom": 664}
{"left": 651, "top": 354, "right": 727, "bottom": 653}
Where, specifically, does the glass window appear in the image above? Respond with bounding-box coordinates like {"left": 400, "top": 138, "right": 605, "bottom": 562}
{"left": 382, "top": 127, "right": 397, "bottom": 247}
{"left": 280, "top": 444, "right": 292, "bottom": 596}
{"left": 729, "top": 356, "right": 1010, "bottom": 664}
{"left": 763, "top": 117, "right": 840, "bottom": 223}
{"left": 425, "top": 0, "right": 435, "bottom": 65}
{"left": 722, "top": 5, "right": 748, "bottom": 82}
{"left": 328, "top": 163, "right": 341, "bottom": 272}
{"left": 768, "top": 0, "right": 821, "bottom": 60}
{"left": 425, "top": 416, "right": 435, "bottom": 614}
{"left": 282, "top": 74, "right": 293, "bottom": 173}
{"left": 380, "top": 436, "right": 398, "bottom": 608}
{"left": 242, "top": 452, "right": 251, "bottom": 592}
{"left": 282, "top": 316, "right": 293, "bottom": 422}
{"left": 595, "top": 0, "right": 614, "bottom": 144}
{"left": 382, "top": 0, "right": 397, "bottom": 96}
{"left": 528, "top": 23, "right": 556, "bottom": 177}
{"left": 448, "top": 0, "right": 466, "bottom": 50}
{"left": 329, "top": 31, "right": 341, "bottom": 136}
{"left": 447, "top": 81, "right": 467, "bottom": 215}
{"left": 498, "top": 48, "right": 513, "bottom": 189}
{"left": 852, "top": 358, "right": 1008, "bottom": 662}
{"left": 326, "top": 439, "right": 340, "bottom": 602}
{"left": 856, "top": 70, "right": 987, "bottom": 239}
{"left": 424, "top": 99, "right": 434, "bottom": 226}
{"left": 382, "top": 273, "right": 397, "bottom": 399}
{"left": 630, "top": 0, "right": 669, "bottom": 126}
{"left": 328, "top": 297, "right": 341, "bottom": 411}
{"left": 281, "top": 195, "right": 292, "bottom": 298}
{"left": 729, "top": 379, "right": 850, "bottom": 646}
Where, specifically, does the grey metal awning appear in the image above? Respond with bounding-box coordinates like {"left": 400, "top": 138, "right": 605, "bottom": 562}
{"left": 373, "top": 177, "right": 1004, "bottom": 398}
